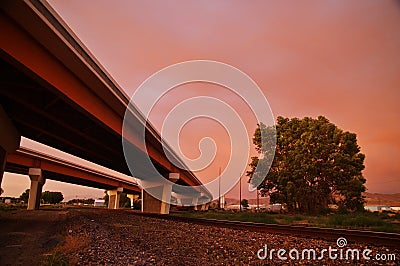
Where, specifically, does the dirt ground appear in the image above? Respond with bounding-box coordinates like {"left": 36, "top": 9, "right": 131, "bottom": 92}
{"left": 0, "top": 208, "right": 398, "bottom": 266}
{"left": 0, "top": 208, "right": 69, "bottom": 265}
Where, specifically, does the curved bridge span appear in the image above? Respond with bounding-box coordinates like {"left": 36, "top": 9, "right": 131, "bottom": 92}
{"left": 0, "top": 0, "right": 210, "bottom": 213}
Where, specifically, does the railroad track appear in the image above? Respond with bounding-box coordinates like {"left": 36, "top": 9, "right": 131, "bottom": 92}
{"left": 133, "top": 212, "right": 400, "bottom": 248}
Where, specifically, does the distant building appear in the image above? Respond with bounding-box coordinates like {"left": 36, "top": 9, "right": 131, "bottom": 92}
{"left": 225, "top": 203, "right": 282, "bottom": 212}
{"left": 0, "top": 197, "right": 22, "bottom": 204}
{"left": 364, "top": 205, "right": 392, "bottom": 212}
{"left": 225, "top": 204, "right": 239, "bottom": 210}
{"left": 94, "top": 199, "right": 106, "bottom": 207}
{"left": 391, "top": 207, "right": 400, "bottom": 212}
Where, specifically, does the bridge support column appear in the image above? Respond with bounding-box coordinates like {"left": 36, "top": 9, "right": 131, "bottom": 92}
{"left": 0, "top": 105, "right": 21, "bottom": 195}
{"left": 27, "top": 168, "right": 45, "bottom": 210}
{"left": 107, "top": 187, "right": 123, "bottom": 209}
{"left": 200, "top": 203, "right": 210, "bottom": 211}
{"left": 198, "top": 193, "right": 210, "bottom": 211}
{"left": 171, "top": 193, "right": 203, "bottom": 210}
{"left": 0, "top": 148, "right": 6, "bottom": 196}
{"left": 192, "top": 196, "right": 199, "bottom": 210}
{"left": 127, "top": 194, "right": 139, "bottom": 209}
{"left": 175, "top": 197, "right": 183, "bottom": 206}
{"left": 141, "top": 173, "right": 179, "bottom": 214}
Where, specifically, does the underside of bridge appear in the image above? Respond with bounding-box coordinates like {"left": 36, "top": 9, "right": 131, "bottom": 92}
{"left": 5, "top": 147, "right": 140, "bottom": 195}
{"left": 0, "top": 54, "right": 133, "bottom": 177}
{"left": 0, "top": 48, "right": 196, "bottom": 190}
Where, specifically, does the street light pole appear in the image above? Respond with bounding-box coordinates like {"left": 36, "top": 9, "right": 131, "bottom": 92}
{"left": 218, "top": 167, "right": 221, "bottom": 209}
{"left": 239, "top": 173, "right": 242, "bottom": 212}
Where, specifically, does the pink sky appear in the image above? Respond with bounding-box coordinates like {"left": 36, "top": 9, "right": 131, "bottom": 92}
{"left": 3, "top": 1, "right": 400, "bottom": 200}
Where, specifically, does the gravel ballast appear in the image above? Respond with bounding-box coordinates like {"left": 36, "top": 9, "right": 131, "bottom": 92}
{"left": 62, "top": 209, "right": 398, "bottom": 265}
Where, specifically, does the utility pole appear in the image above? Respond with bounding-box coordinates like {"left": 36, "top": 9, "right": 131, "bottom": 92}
{"left": 218, "top": 167, "right": 221, "bottom": 209}
{"left": 239, "top": 173, "right": 242, "bottom": 212}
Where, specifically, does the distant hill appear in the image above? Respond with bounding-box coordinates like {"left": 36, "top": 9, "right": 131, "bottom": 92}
{"left": 224, "top": 197, "right": 269, "bottom": 206}
{"left": 364, "top": 192, "right": 400, "bottom": 206}
{"left": 224, "top": 193, "right": 400, "bottom": 207}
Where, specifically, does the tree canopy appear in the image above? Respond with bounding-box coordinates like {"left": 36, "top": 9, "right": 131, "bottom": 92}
{"left": 247, "top": 116, "right": 366, "bottom": 213}
{"left": 19, "top": 189, "right": 30, "bottom": 203}
{"left": 67, "top": 198, "right": 95, "bottom": 205}
{"left": 20, "top": 189, "right": 64, "bottom": 204}
{"left": 41, "top": 191, "right": 64, "bottom": 204}
{"left": 240, "top": 199, "right": 249, "bottom": 208}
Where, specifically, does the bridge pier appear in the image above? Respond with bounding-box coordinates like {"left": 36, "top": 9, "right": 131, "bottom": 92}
{"left": 27, "top": 168, "right": 45, "bottom": 210}
{"left": 192, "top": 196, "right": 199, "bottom": 210}
{"left": 199, "top": 203, "right": 210, "bottom": 211}
{"left": 107, "top": 187, "right": 123, "bottom": 209}
{"left": 171, "top": 192, "right": 209, "bottom": 210}
{"left": 0, "top": 148, "right": 6, "bottom": 196}
{"left": 141, "top": 173, "right": 179, "bottom": 214}
{"left": 172, "top": 193, "right": 199, "bottom": 208}
{"left": 199, "top": 193, "right": 211, "bottom": 210}
{"left": 0, "top": 105, "right": 21, "bottom": 195}
{"left": 127, "top": 194, "right": 139, "bottom": 209}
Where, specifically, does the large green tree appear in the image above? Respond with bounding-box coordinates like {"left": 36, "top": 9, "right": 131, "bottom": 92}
{"left": 19, "top": 189, "right": 30, "bottom": 203}
{"left": 241, "top": 199, "right": 249, "bottom": 209}
{"left": 247, "top": 116, "right": 366, "bottom": 213}
{"left": 19, "top": 189, "right": 64, "bottom": 204}
{"left": 41, "top": 191, "right": 64, "bottom": 204}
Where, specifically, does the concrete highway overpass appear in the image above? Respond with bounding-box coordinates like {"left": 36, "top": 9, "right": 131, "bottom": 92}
{"left": 0, "top": 0, "right": 210, "bottom": 213}
{"left": 6, "top": 146, "right": 140, "bottom": 209}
